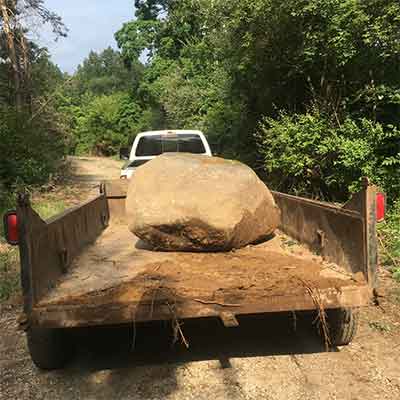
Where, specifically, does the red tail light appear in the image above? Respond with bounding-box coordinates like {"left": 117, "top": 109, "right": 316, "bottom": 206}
{"left": 376, "top": 192, "right": 386, "bottom": 222}
{"left": 3, "top": 211, "right": 19, "bottom": 246}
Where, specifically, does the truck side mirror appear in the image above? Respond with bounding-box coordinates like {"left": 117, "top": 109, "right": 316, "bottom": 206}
{"left": 119, "top": 147, "right": 130, "bottom": 160}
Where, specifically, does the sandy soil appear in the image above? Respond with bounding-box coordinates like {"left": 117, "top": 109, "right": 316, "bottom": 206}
{"left": 1, "top": 156, "right": 400, "bottom": 400}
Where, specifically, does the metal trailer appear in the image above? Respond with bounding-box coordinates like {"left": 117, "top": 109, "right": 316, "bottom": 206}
{"left": 4, "top": 179, "right": 380, "bottom": 369}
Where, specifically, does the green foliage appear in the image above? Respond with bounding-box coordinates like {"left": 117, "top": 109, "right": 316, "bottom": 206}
{"left": 257, "top": 111, "right": 400, "bottom": 200}
{"left": 379, "top": 200, "right": 400, "bottom": 280}
{"left": 393, "top": 270, "right": 400, "bottom": 283}
{"left": 0, "top": 191, "right": 14, "bottom": 238}
{"left": 57, "top": 48, "right": 146, "bottom": 155}
{"left": 0, "top": 191, "right": 18, "bottom": 303}
{"left": 74, "top": 47, "right": 143, "bottom": 96}
{"left": 116, "top": 20, "right": 161, "bottom": 62}
{"left": 0, "top": 0, "right": 70, "bottom": 302}
{"left": 0, "top": 249, "right": 19, "bottom": 302}
{"left": 73, "top": 93, "right": 143, "bottom": 156}
{"left": 32, "top": 199, "right": 67, "bottom": 220}
{"left": 0, "top": 106, "right": 66, "bottom": 188}
{"left": 112, "top": 0, "right": 400, "bottom": 169}
{"left": 30, "top": 47, "right": 65, "bottom": 97}
{"left": 221, "top": 0, "right": 400, "bottom": 198}
{"left": 220, "top": 0, "right": 400, "bottom": 117}
{"left": 369, "top": 321, "right": 392, "bottom": 333}
{"left": 1, "top": 24, "right": 67, "bottom": 189}
{"left": 115, "top": 0, "right": 251, "bottom": 160}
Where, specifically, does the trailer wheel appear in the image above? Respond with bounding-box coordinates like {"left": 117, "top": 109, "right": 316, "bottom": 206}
{"left": 27, "top": 327, "right": 74, "bottom": 370}
{"left": 326, "top": 308, "right": 359, "bottom": 346}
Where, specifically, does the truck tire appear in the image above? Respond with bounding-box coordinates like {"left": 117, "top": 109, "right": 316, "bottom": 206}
{"left": 27, "top": 327, "right": 74, "bottom": 370}
{"left": 326, "top": 308, "right": 359, "bottom": 346}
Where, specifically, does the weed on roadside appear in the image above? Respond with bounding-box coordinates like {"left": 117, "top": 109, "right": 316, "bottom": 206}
{"left": 32, "top": 199, "right": 67, "bottom": 220}
{"left": 0, "top": 248, "right": 20, "bottom": 302}
{"left": 369, "top": 321, "right": 392, "bottom": 333}
{"left": 389, "top": 288, "right": 400, "bottom": 305}
{"left": 378, "top": 200, "right": 400, "bottom": 281}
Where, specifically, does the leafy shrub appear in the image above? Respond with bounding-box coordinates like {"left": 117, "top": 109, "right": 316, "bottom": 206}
{"left": 379, "top": 200, "right": 400, "bottom": 279}
{"left": 257, "top": 111, "right": 400, "bottom": 201}
{"left": 73, "top": 93, "right": 145, "bottom": 156}
{"left": 0, "top": 107, "right": 66, "bottom": 188}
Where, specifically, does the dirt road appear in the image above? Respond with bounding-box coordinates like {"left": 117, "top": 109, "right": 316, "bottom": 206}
{"left": 1, "top": 157, "right": 400, "bottom": 400}
{"left": 68, "top": 156, "right": 124, "bottom": 184}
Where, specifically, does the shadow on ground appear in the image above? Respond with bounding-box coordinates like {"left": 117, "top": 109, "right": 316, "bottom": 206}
{"left": 36, "top": 313, "right": 329, "bottom": 398}
{"left": 69, "top": 312, "right": 328, "bottom": 372}
{"left": 45, "top": 313, "right": 334, "bottom": 399}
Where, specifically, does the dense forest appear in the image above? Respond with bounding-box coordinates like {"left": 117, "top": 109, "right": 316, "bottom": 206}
{"left": 1, "top": 0, "right": 400, "bottom": 203}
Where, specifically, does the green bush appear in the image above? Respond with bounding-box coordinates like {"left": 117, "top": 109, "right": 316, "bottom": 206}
{"left": 73, "top": 93, "right": 144, "bottom": 156}
{"left": 379, "top": 200, "right": 400, "bottom": 280}
{"left": 0, "top": 107, "right": 66, "bottom": 188}
{"left": 257, "top": 111, "right": 400, "bottom": 201}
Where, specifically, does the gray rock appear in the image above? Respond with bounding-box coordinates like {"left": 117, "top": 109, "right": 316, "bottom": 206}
{"left": 126, "top": 153, "right": 281, "bottom": 251}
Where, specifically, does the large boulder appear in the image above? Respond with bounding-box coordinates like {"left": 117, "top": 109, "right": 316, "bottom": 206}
{"left": 126, "top": 154, "right": 281, "bottom": 251}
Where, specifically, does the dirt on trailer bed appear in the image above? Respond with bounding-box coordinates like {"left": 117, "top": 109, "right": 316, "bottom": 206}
{"left": 37, "top": 225, "right": 367, "bottom": 315}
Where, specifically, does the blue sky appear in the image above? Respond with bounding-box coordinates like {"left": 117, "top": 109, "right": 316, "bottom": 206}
{"left": 40, "top": 1, "right": 135, "bottom": 73}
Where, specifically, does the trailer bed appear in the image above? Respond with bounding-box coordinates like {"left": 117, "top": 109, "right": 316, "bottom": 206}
{"left": 32, "top": 224, "right": 370, "bottom": 328}
{"left": 18, "top": 180, "right": 377, "bottom": 329}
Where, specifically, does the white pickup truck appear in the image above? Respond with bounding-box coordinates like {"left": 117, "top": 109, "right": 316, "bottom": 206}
{"left": 120, "top": 130, "right": 213, "bottom": 179}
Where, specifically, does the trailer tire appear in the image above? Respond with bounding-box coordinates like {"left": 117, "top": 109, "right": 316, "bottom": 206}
{"left": 326, "top": 308, "right": 359, "bottom": 346}
{"left": 27, "top": 327, "right": 73, "bottom": 370}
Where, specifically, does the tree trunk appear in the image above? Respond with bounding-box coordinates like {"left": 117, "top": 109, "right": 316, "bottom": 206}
{"left": 0, "top": 0, "right": 22, "bottom": 109}
{"left": 20, "top": 34, "right": 31, "bottom": 108}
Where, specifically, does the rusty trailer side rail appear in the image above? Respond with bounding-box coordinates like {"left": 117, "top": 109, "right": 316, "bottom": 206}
{"left": 272, "top": 180, "right": 378, "bottom": 288}
{"left": 16, "top": 192, "right": 110, "bottom": 315}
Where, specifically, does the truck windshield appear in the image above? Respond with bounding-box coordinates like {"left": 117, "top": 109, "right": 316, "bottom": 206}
{"left": 135, "top": 134, "right": 206, "bottom": 157}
